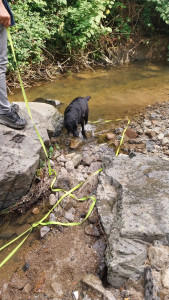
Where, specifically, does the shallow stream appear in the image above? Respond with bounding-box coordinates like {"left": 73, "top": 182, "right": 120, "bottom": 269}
{"left": 9, "top": 61, "right": 169, "bottom": 122}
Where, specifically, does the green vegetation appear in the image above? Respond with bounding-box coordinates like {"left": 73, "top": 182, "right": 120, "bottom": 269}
{"left": 8, "top": 0, "right": 169, "bottom": 74}
{"left": 148, "top": 0, "right": 169, "bottom": 24}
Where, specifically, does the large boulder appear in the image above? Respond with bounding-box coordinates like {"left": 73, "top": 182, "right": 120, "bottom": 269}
{"left": 96, "top": 153, "right": 169, "bottom": 288}
{"left": 0, "top": 102, "right": 63, "bottom": 210}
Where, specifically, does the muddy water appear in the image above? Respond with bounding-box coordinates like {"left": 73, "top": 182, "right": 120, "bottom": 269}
{"left": 1, "top": 61, "right": 169, "bottom": 286}
{"left": 9, "top": 61, "right": 169, "bottom": 122}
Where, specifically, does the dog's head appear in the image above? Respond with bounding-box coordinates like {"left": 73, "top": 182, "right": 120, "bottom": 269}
{"left": 72, "top": 125, "right": 79, "bottom": 137}
{"left": 65, "top": 119, "right": 79, "bottom": 137}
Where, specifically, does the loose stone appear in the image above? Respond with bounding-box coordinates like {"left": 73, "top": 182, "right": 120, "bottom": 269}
{"left": 114, "top": 128, "right": 123, "bottom": 134}
{"left": 143, "top": 120, "right": 152, "bottom": 127}
{"left": 32, "top": 207, "right": 40, "bottom": 215}
{"left": 51, "top": 282, "right": 63, "bottom": 297}
{"left": 162, "top": 268, "right": 169, "bottom": 289}
{"left": 24, "top": 283, "right": 32, "bottom": 293}
{"left": 162, "top": 138, "right": 169, "bottom": 146}
{"left": 158, "top": 133, "right": 164, "bottom": 140}
{"left": 49, "top": 213, "right": 57, "bottom": 222}
{"left": 49, "top": 194, "right": 57, "bottom": 206}
{"left": 57, "top": 154, "right": 66, "bottom": 163}
{"left": 70, "top": 138, "right": 82, "bottom": 149}
{"left": 148, "top": 245, "right": 169, "bottom": 269}
{"left": 125, "top": 129, "right": 138, "bottom": 139}
{"left": 10, "top": 274, "right": 28, "bottom": 290}
{"left": 164, "top": 130, "right": 169, "bottom": 137}
{"left": 65, "top": 160, "right": 74, "bottom": 171}
{"left": 85, "top": 224, "right": 100, "bottom": 237}
{"left": 83, "top": 153, "right": 93, "bottom": 166}
{"left": 106, "top": 133, "right": 115, "bottom": 140}
{"left": 72, "top": 154, "right": 82, "bottom": 167}
{"left": 76, "top": 172, "right": 84, "bottom": 183}
{"left": 82, "top": 274, "right": 117, "bottom": 300}
{"left": 64, "top": 212, "right": 75, "bottom": 222}
{"left": 146, "top": 141, "right": 155, "bottom": 152}
{"left": 40, "top": 226, "right": 50, "bottom": 238}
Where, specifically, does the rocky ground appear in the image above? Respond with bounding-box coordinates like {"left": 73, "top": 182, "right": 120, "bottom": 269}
{"left": 117, "top": 101, "right": 169, "bottom": 159}
{"left": 1, "top": 101, "right": 169, "bottom": 300}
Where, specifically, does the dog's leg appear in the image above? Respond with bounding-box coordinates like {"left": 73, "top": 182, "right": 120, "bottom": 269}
{"left": 84, "top": 112, "right": 88, "bottom": 125}
{"left": 81, "top": 120, "right": 87, "bottom": 139}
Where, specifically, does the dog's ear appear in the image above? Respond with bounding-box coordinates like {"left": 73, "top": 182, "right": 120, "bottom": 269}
{"left": 85, "top": 96, "right": 91, "bottom": 101}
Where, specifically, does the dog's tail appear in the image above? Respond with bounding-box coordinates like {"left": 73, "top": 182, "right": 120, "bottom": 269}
{"left": 85, "top": 96, "right": 91, "bottom": 101}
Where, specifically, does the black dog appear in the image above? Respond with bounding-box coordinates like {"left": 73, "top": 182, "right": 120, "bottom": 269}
{"left": 64, "top": 96, "right": 91, "bottom": 139}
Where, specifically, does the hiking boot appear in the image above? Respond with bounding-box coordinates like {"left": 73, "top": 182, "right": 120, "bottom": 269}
{"left": 11, "top": 103, "right": 19, "bottom": 113}
{"left": 0, "top": 110, "right": 26, "bottom": 129}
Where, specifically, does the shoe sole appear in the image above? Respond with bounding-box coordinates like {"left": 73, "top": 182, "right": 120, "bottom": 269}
{"left": 0, "top": 117, "right": 26, "bottom": 129}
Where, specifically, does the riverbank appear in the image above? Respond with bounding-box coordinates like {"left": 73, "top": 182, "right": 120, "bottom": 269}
{"left": 7, "top": 35, "right": 169, "bottom": 90}
{"left": 1, "top": 100, "right": 169, "bottom": 299}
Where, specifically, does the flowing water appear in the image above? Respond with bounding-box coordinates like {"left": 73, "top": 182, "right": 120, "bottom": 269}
{"left": 9, "top": 61, "right": 169, "bottom": 122}
{"left": 1, "top": 61, "right": 169, "bottom": 284}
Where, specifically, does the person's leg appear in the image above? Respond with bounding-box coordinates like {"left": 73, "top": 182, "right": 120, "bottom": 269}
{"left": 0, "top": 23, "right": 11, "bottom": 114}
{"left": 0, "top": 23, "right": 26, "bottom": 129}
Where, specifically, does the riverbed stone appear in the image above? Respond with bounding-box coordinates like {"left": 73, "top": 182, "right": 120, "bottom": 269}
{"left": 164, "top": 130, "right": 169, "bottom": 137}
{"left": 106, "top": 133, "right": 115, "bottom": 140}
{"left": 158, "top": 133, "right": 164, "bottom": 140}
{"left": 146, "top": 140, "right": 155, "bottom": 152}
{"left": 40, "top": 226, "right": 50, "bottom": 238}
{"left": 65, "top": 160, "right": 74, "bottom": 171}
{"left": 85, "top": 224, "right": 100, "bottom": 237}
{"left": 32, "top": 207, "right": 40, "bottom": 215}
{"left": 82, "top": 274, "right": 117, "bottom": 300}
{"left": 0, "top": 102, "right": 62, "bottom": 210}
{"left": 72, "top": 154, "right": 82, "bottom": 167}
{"left": 24, "top": 283, "right": 32, "bottom": 293}
{"left": 143, "top": 120, "right": 152, "bottom": 127}
{"left": 148, "top": 244, "right": 169, "bottom": 269}
{"left": 96, "top": 153, "right": 169, "bottom": 288}
{"left": 69, "top": 138, "right": 82, "bottom": 149}
{"left": 88, "top": 161, "right": 102, "bottom": 174}
{"left": 126, "top": 129, "right": 138, "bottom": 139}
{"left": 83, "top": 152, "right": 94, "bottom": 166}
{"left": 51, "top": 282, "right": 64, "bottom": 297}
{"left": 162, "top": 138, "right": 169, "bottom": 146}
{"left": 77, "top": 173, "right": 99, "bottom": 199}
{"left": 10, "top": 274, "right": 28, "bottom": 290}
{"left": 64, "top": 211, "right": 75, "bottom": 222}
{"left": 49, "top": 213, "right": 57, "bottom": 222}
{"left": 162, "top": 267, "right": 169, "bottom": 289}
{"left": 0, "top": 227, "right": 16, "bottom": 240}
{"left": 49, "top": 194, "right": 57, "bottom": 206}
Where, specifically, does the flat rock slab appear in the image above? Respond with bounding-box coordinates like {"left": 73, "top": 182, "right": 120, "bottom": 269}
{"left": 96, "top": 153, "right": 169, "bottom": 287}
{"left": 0, "top": 102, "right": 62, "bottom": 210}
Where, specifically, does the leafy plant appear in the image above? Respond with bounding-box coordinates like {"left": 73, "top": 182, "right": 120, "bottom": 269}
{"left": 7, "top": 0, "right": 169, "bottom": 73}
{"left": 8, "top": 0, "right": 50, "bottom": 70}
{"left": 48, "top": 146, "right": 54, "bottom": 159}
{"left": 148, "top": 0, "right": 169, "bottom": 24}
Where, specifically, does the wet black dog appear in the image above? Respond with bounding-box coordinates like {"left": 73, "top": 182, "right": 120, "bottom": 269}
{"left": 64, "top": 96, "right": 91, "bottom": 139}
